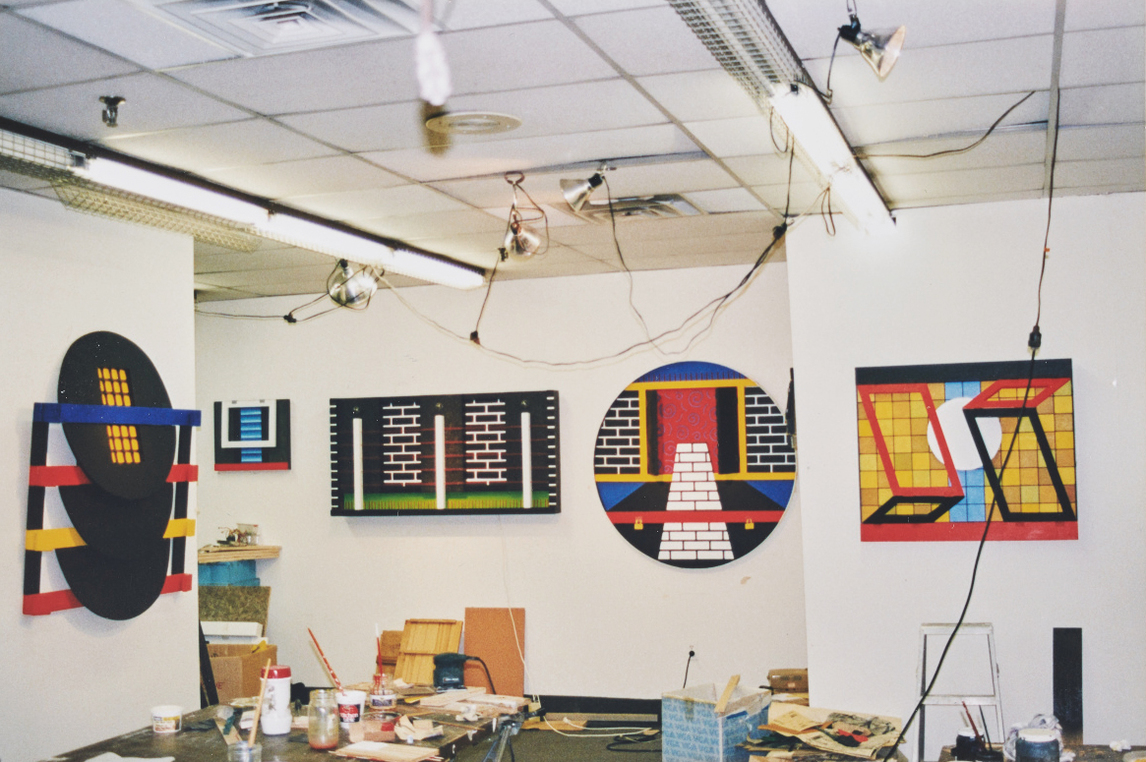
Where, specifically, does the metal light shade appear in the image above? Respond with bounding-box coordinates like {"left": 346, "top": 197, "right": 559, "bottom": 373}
{"left": 502, "top": 220, "right": 543, "bottom": 259}
{"left": 327, "top": 259, "right": 378, "bottom": 308}
{"left": 560, "top": 172, "right": 605, "bottom": 212}
{"left": 839, "top": 15, "right": 905, "bottom": 79}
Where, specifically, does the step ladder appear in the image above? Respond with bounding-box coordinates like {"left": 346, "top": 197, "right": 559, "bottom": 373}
{"left": 917, "top": 623, "right": 1004, "bottom": 762}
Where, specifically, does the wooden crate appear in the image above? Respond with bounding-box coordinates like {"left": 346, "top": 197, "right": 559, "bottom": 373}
{"left": 395, "top": 619, "right": 462, "bottom": 686}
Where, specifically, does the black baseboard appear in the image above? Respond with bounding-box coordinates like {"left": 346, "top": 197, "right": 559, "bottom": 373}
{"left": 536, "top": 695, "right": 660, "bottom": 723}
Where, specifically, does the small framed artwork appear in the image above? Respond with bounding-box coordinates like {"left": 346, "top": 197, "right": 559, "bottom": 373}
{"left": 214, "top": 399, "right": 291, "bottom": 471}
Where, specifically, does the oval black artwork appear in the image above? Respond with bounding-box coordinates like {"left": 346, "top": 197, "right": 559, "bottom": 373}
{"left": 54, "top": 331, "right": 176, "bottom": 619}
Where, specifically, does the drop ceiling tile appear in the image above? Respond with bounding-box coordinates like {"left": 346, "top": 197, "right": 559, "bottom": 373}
{"left": 431, "top": 160, "right": 737, "bottom": 212}
{"left": 166, "top": 36, "right": 418, "bottom": 114}
{"left": 749, "top": 181, "right": 827, "bottom": 216}
{"left": 775, "top": 0, "right": 1055, "bottom": 61}
{"left": 0, "top": 14, "right": 140, "bottom": 94}
{"left": 546, "top": 0, "right": 667, "bottom": 16}
{"left": 194, "top": 285, "right": 264, "bottom": 302}
{"left": 833, "top": 90, "right": 1050, "bottom": 148}
{"left": 1059, "top": 82, "right": 1146, "bottom": 125}
{"left": 444, "top": 20, "right": 617, "bottom": 95}
{"left": 1054, "top": 124, "right": 1145, "bottom": 162}
{"left": 196, "top": 246, "right": 335, "bottom": 273}
{"left": 573, "top": 6, "right": 721, "bottom": 76}
{"left": 684, "top": 115, "right": 782, "bottom": 159}
{"left": 442, "top": 0, "right": 553, "bottom": 29}
{"left": 890, "top": 189, "right": 1043, "bottom": 211}
{"left": 281, "top": 78, "right": 667, "bottom": 153}
{"left": 103, "top": 118, "right": 336, "bottom": 170}
{"left": 724, "top": 153, "right": 818, "bottom": 187}
{"left": 1065, "top": 0, "right": 1146, "bottom": 31}
{"left": 482, "top": 204, "right": 582, "bottom": 230}
{"left": 605, "top": 159, "right": 742, "bottom": 197}
{"left": 0, "top": 72, "right": 250, "bottom": 142}
{"left": 638, "top": 70, "right": 761, "bottom": 122}
{"left": 201, "top": 155, "right": 408, "bottom": 199}
{"left": 354, "top": 208, "right": 506, "bottom": 240}
{"left": 279, "top": 100, "right": 431, "bottom": 152}
{"left": 550, "top": 209, "right": 777, "bottom": 247}
{"left": 283, "top": 183, "right": 470, "bottom": 220}
{"left": 859, "top": 129, "right": 1047, "bottom": 177}
{"left": 360, "top": 123, "right": 700, "bottom": 182}
{"left": 685, "top": 188, "right": 766, "bottom": 213}
{"left": 1054, "top": 158, "right": 1145, "bottom": 189}
{"left": 1060, "top": 27, "right": 1145, "bottom": 88}
{"left": 18, "top": 0, "right": 236, "bottom": 69}
{"left": 877, "top": 164, "right": 1046, "bottom": 205}
{"left": 807, "top": 36, "right": 1054, "bottom": 108}
{"left": 194, "top": 262, "right": 335, "bottom": 289}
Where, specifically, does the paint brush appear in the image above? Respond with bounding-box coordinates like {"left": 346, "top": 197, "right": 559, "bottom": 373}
{"left": 962, "top": 701, "right": 982, "bottom": 743}
{"left": 308, "top": 627, "right": 344, "bottom": 692}
{"left": 248, "top": 657, "right": 272, "bottom": 747}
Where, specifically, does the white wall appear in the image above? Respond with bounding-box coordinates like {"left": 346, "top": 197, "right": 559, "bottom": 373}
{"left": 194, "top": 259, "right": 807, "bottom": 699}
{"left": 787, "top": 194, "right": 1146, "bottom": 759}
{"left": 0, "top": 189, "right": 200, "bottom": 761}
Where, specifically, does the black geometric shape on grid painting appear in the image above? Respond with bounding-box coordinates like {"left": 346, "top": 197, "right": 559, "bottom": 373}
{"left": 863, "top": 494, "right": 965, "bottom": 524}
{"left": 964, "top": 406, "right": 1075, "bottom": 522}
{"left": 58, "top": 331, "right": 175, "bottom": 501}
{"left": 56, "top": 538, "right": 171, "bottom": 621}
{"left": 58, "top": 483, "right": 174, "bottom": 561}
{"left": 53, "top": 332, "right": 178, "bottom": 618}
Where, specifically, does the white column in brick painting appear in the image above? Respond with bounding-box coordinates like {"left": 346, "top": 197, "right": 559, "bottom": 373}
{"left": 658, "top": 442, "right": 733, "bottom": 562}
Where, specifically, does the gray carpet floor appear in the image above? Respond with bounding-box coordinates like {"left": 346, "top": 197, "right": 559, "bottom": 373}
{"left": 455, "top": 727, "right": 662, "bottom": 762}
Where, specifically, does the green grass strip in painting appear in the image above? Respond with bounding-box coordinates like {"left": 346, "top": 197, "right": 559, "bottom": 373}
{"left": 343, "top": 491, "right": 550, "bottom": 512}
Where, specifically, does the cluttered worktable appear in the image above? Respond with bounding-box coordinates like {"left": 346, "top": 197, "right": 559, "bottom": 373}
{"left": 39, "top": 702, "right": 518, "bottom": 762}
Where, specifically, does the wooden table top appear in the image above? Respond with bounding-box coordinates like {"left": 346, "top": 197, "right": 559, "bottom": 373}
{"left": 40, "top": 705, "right": 494, "bottom": 762}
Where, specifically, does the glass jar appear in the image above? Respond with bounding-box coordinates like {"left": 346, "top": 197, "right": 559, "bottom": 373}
{"left": 307, "top": 689, "right": 340, "bottom": 750}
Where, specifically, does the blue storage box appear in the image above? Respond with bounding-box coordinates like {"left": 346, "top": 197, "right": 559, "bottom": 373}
{"left": 662, "top": 682, "right": 771, "bottom": 762}
{"left": 198, "top": 559, "right": 259, "bottom": 586}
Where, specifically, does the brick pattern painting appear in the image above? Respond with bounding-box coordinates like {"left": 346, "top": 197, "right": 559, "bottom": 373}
{"left": 331, "top": 390, "right": 559, "bottom": 515}
{"left": 594, "top": 361, "right": 795, "bottom": 569}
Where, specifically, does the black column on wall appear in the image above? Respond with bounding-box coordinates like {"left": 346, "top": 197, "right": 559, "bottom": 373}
{"left": 1053, "top": 627, "right": 1083, "bottom": 744}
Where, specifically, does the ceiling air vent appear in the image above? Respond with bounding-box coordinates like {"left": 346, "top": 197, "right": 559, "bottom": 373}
{"left": 573, "top": 194, "right": 702, "bottom": 224}
{"left": 152, "top": 0, "right": 421, "bottom": 55}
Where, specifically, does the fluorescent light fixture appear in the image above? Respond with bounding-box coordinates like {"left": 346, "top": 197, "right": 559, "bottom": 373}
{"left": 77, "top": 157, "right": 268, "bottom": 225}
{"left": 769, "top": 84, "right": 893, "bottom": 233}
{"left": 259, "top": 213, "right": 484, "bottom": 290}
{"left": 668, "top": 0, "right": 894, "bottom": 234}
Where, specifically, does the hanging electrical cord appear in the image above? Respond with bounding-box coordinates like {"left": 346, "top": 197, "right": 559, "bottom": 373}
{"left": 601, "top": 175, "right": 661, "bottom": 352}
{"left": 858, "top": 91, "right": 1037, "bottom": 161}
{"left": 891, "top": 86, "right": 1063, "bottom": 762}
{"left": 469, "top": 255, "right": 502, "bottom": 345}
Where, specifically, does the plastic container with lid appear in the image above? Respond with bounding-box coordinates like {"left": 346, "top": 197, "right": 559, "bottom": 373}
{"left": 259, "top": 664, "right": 292, "bottom": 736}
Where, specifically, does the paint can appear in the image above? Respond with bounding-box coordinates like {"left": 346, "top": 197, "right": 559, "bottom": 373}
{"left": 1015, "top": 728, "right": 1060, "bottom": 762}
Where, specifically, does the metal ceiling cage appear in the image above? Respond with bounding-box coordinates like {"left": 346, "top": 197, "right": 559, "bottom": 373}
{"left": 52, "top": 179, "right": 262, "bottom": 252}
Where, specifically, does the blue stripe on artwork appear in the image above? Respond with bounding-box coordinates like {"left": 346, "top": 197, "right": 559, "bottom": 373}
{"left": 746, "top": 480, "right": 795, "bottom": 505}
{"left": 597, "top": 482, "right": 644, "bottom": 510}
{"left": 635, "top": 361, "right": 745, "bottom": 384}
{"left": 240, "top": 449, "right": 263, "bottom": 463}
{"left": 34, "top": 402, "right": 201, "bottom": 426}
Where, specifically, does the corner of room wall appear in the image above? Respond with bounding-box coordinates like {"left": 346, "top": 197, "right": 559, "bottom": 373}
{"left": 0, "top": 188, "right": 199, "bottom": 762}
{"left": 786, "top": 194, "right": 1146, "bottom": 759}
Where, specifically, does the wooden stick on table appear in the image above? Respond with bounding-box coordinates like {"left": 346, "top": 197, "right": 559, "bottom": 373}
{"left": 248, "top": 658, "right": 272, "bottom": 746}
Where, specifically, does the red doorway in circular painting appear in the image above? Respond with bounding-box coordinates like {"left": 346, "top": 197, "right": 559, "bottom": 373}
{"left": 593, "top": 361, "right": 796, "bottom": 568}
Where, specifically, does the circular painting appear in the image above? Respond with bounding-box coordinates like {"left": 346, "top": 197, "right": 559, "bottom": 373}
{"left": 593, "top": 361, "right": 796, "bottom": 568}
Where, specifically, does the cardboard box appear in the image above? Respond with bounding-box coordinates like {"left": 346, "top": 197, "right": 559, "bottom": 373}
{"left": 662, "top": 683, "right": 770, "bottom": 762}
{"left": 208, "top": 643, "right": 277, "bottom": 703}
{"left": 768, "top": 668, "right": 808, "bottom": 693}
